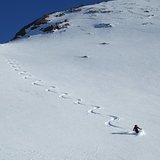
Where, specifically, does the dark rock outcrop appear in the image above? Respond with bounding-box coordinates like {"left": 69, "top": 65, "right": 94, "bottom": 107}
{"left": 11, "top": 11, "right": 70, "bottom": 40}
{"left": 12, "top": 13, "right": 51, "bottom": 40}
{"left": 94, "top": 23, "right": 112, "bottom": 28}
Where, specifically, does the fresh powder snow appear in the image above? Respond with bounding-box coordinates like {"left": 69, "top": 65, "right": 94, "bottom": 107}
{"left": 0, "top": 0, "right": 160, "bottom": 159}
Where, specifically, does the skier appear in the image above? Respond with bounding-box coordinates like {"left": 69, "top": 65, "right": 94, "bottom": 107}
{"left": 133, "top": 125, "right": 142, "bottom": 134}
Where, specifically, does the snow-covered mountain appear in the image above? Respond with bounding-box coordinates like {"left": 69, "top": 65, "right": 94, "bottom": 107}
{"left": 0, "top": 0, "right": 160, "bottom": 159}
{"left": 12, "top": 1, "right": 113, "bottom": 40}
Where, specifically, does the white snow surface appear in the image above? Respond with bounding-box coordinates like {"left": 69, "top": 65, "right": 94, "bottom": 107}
{"left": 0, "top": 0, "right": 160, "bottom": 159}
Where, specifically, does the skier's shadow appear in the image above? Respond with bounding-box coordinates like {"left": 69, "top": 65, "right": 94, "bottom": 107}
{"left": 111, "top": 132, "right": 137, "bottom": 136}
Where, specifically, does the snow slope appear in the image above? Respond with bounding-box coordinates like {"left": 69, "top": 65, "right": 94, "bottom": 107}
{"left": 0, "top": 0, "right": 160, "bottom": 159}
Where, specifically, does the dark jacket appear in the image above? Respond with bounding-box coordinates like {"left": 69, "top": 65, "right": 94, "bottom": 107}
{"left": 133, "top": 125, "right": 142, "bottom": 133}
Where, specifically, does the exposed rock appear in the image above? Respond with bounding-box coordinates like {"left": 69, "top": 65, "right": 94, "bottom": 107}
{"left": 41, "top": 19, "right": 70, "bottom": 33}
{"left": 63, "top": 23, "right": 70, "bottom": 28}
{"left": 142, "top": 22, "right": 153, "bottom": 25}
{"left": 80, "top": 56, "right": 89, "bottom": 58}
{"left": 54, "top": 13, "right": 65, "bottom": 17}
{"left": 67, "top": 7, "right": 82, "bottom": 13}
{"left": 99, "top": 42, "right": 110, "bottom": 45}
{"left": 41, "top": 25, "right": 54, "bottom": 33}
{"left": 94, "top": 23, "right": 112, "bottom": 28}
{"left": 14, "top": 29, "right": 26, "bottom": 39}
{"left": 85, "top": 8, "right": 112, "bottom": 14}
{"left": 12, "top": 13, "right": 51, "bottom": 40}
{"left": 144, "top": 10, "right": 150, "bottom": 13}
{"left": 31, "top": 26, "right": 38, "bottom": 30}
{"left": 34, "top": 18, "right": 49, "bottom": 26}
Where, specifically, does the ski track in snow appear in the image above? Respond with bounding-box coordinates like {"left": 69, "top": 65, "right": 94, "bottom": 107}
{"left": 45, "top": 86, "right": 57, "bottom": 93}
{"left": 88, "top": 105, "right": 124, "bottom": 130}
{"left": 74, "top": 98, "right": 86, "bottom": 105}
{"left": 59, "top": 92, "right": 70, "bottom": 99}
{"left": 6, "top": 58, "right": 136, "bottom": 135}
{"left": 32, "top": 80, "right": 46, "bottom": 87}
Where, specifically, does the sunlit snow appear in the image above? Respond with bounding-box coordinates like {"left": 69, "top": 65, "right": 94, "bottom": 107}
{"left": 0, "top": 0, "right": 160, "bottom": 159}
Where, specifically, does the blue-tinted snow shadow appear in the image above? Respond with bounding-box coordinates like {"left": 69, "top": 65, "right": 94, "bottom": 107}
{"left": 111, "top": 132, "right": 137, "bottom": 136}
